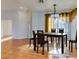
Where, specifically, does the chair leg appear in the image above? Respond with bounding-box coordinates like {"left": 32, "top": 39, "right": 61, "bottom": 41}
{"left": 42, "top": 45, "right": 44, "bottom": 55}
{"left": 47, "top": 42, "right": 49, "bottom": 52}
{"left": 37, "top": 45, "right": 38, "bottom": 53}
{"left": 69, "top": 41, "right": 70, "bottom": 50}
{"left": 47, "top": 36, "right": 49, "bottom": 42}
{"left": 75, "top": 43, "right": 77, "bottom": 49}
{"left": 40, "top": 44, "right": 42, "bottom": 47}
{"left": 58, "top": 37, "right": 60, "bottom": 44}
{"left": 52, "top": 37, "right": 54, "bottom": 42}
{"left": 71, "top": 43, "right": 73, "bottom": 52}
{"left": 51, "top": 37, "right": 52, "bottom": 43}
{"left": 29, "top": 39, "right": 31, "bottom": 46}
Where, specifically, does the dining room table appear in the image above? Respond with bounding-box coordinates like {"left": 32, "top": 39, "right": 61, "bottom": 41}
{"left": 33, "top": 32, "right": 67, "bottom": 54}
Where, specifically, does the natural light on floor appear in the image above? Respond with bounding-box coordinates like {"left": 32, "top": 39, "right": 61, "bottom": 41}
{"left": 1, "top": 36, "right": 13, "bottom": 42}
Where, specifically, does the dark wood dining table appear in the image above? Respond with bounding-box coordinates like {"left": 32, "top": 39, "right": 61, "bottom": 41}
{"left": 33, "top": 32, "right": 67, "bottom": 54}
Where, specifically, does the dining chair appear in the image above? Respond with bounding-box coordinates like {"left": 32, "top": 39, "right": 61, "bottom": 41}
{"left": 29, "top": 30, "right": 35, "bottom": 46}
{"left": 51, "top": 28, "right": 56, "bottom": 32}
{"left": 58, "top": 28, "right": 64, "bottom": 45}
{"left": 36, "top": 31, "right": 49, "bottom": 55}
{"left": 51, "top": 28, "right": 56, "bottom": 43}
{"left": 59, "top": 28, "right": 64, "bottom": 33}
{"left": 37, "top": 30, "right": 44, "bottom": 33}
{"left": 69, "top": 32, "right": 77, "bottom": 52}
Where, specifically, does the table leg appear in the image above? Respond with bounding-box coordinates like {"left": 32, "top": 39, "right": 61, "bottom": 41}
{"left": 66, "top": 35, "right": 67, "bottom": 47}
{"left": 61, "top": 36, "right": 64, "bottom": 54}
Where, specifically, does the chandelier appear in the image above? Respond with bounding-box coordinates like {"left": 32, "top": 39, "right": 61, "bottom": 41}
{"left": 53, "top": 4, "right": 57, "bottom": 19}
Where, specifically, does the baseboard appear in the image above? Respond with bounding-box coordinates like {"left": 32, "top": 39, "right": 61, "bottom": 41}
{"left": 13, "top": 38, "right": 29, "bottom": 40}
{"left": 1, "top": 36, "right": 13, "bottom": 42}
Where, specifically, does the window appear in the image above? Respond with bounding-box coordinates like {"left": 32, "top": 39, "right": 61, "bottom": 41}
{"left": 50, "top": 13, "right": 69, "bottom": 33}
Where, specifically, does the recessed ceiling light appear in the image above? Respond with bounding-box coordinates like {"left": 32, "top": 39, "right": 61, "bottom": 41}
{"left": 19, "top": 6, "right": 28, "bottom": 10}
{"left": 19, "top": 6, "right": 23, "bottom": 9}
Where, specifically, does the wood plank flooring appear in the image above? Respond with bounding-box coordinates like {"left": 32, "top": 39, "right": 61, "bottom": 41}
{"left": 1, "top": 37, "right": 77, "bottom": 59}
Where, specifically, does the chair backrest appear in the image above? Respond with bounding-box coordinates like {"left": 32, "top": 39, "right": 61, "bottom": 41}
{"left": 37, "top": 32, "right": 44, "bottom": 44}
{"left": 37, "top": 30, "right": 44, "bottom": 33}
{"left": 32, "top": 30, "right": 35, "bottom": 39}
{"left": 51, "top": 28, "right": 56, "bottom": 33}
{"left": 59, "top": 28, "right": 64, "bottom": 33}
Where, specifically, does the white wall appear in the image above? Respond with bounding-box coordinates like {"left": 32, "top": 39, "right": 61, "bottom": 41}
{"left": 70, "top": 16, "right": 77, "bottom": 40}
{"left": 1, "top": 0, "right": 32, "bottom": 39}
{"left": 1, "top": 9, "right": 32, "bottom": 39}
{"left": 12, "top": 10, "right": 32, "bottom": 39}
{"left": 32, "top": 12, "right": 45, "bottom": 32}
{"left": 1, "top": 10, "right": 17, "bottom": 37}
{"left": 1, "top": 20, "right": 12, "bottom": 37}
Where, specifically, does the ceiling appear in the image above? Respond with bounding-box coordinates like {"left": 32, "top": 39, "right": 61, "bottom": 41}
{"left": 2, "top": 0, "right": 77, "bottom": 13}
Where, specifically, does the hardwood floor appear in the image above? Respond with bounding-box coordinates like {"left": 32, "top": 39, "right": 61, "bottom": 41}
{"left": 1, "top": 37, "right": 77, "bottom": 59}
